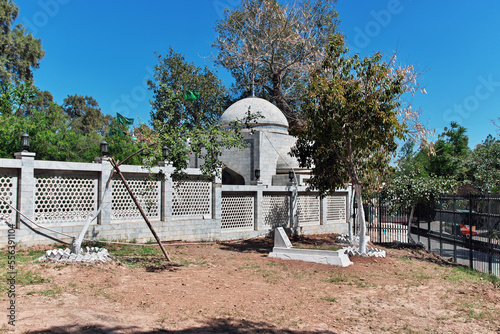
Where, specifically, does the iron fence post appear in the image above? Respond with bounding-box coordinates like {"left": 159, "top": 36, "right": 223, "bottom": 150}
{"left": 428, "top": 197, "right": 433, "bottom": 251}
{"left": 469, "top": 196, "right": 473, "bottom": 269}
{"left": 453, "top": 196, "right": 457, "bottom": 263}
{"left": 378, "top": 193, "right": 382, "bottom": 243}
{"left": 487, "top": 193, "right": 492, "bottom": 275}
{"left": 439, "top": 198, "right": 443, "bottom": 257}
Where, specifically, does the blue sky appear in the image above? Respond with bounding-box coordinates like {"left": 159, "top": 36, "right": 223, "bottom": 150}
{"left": 15, "top": 0, "right": 500, "bottom": 148}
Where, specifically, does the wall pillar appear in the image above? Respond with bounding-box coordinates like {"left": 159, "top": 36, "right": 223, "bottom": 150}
{"left": 320, "top": 196, "right": 327, "bottom": 225}
{"left": 97, "top": 158, "right": 113, "bottom": 225}
{"left": 290, "top": 183, "right": 298, "bottom": 230}
{"left": 162, "top": 164, "right": 174, "bottom": 222}
{"left": 213, "top": 169, "right": 223, "bottom": 238}
{"left": 14, "top": 151, "right": 36, "bottom": 229}
{"left": 254, "top": 184, "right": 263, "bottom": 231}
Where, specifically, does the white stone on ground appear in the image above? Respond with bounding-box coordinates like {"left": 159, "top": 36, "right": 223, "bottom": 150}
{"left": 37, "top": 247, "right": 113, "bottom": 263}
{"left": 335, "top": 235, "right": 386, "bottom": 258}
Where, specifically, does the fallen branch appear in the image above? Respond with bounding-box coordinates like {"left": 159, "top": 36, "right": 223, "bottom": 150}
{"left": 109, "top": 157, "right": 171, "bottom": 261}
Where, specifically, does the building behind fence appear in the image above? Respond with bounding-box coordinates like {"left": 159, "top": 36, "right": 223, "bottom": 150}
{"left": 0, "top": 152, "right": 349, "bottom": 247}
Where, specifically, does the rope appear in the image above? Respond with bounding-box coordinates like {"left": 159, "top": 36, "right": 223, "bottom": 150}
{"left": 0, "top": 197, "right": 74, "bottom": 239}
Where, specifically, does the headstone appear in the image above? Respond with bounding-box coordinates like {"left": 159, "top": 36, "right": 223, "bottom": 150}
{"left": 274, "top": 227, "right": 293, "bottom": 249}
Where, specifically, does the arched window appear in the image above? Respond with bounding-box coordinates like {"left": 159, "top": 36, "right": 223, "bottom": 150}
{"left": 222, "top": 168, "right": 245, "bottom": 185}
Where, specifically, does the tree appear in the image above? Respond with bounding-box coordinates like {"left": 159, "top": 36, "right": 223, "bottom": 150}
{"left": 147, "top": 51, "right": 257, "bottom": 178}
{"left": 17, "top": 89, "right": 61, "bottom": 116}
{"left": 0, "top": 80, "right": 36, "bottom": 114}
{"left": 462, "top": 135, "right": 500, "bottom": 193}
{"left": 0, "top": 0, "right": 45, "bottom": 84}
{"left": 148, "top": 48, "right": 229, "bottom": 130}
{"left": 428, "top": 122, "right": 470, "bottom": 178}
{"left": 213, "top": 0, "right": 339, "bottom": 125}
{"left": 62, "top": 95, "right": 110, "bottom": 135}
{"left": 291, "top": 36, "right": 428, "bottom": 253}
{"left": 383, "top": 172, "right": 458, "bottom": 243}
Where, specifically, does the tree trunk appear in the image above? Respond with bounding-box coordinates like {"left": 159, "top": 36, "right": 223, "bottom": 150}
{"left": 354, "top": 183, "right": 368, "bottom": 254}
{"left": 270, "top": 73, "right": 296, "bottom": 126}
{"left": 348, "top": 186, "right": 355, "bottom": 243}
{"left": 407, "top": 203, "right": 416, "bottom": 244}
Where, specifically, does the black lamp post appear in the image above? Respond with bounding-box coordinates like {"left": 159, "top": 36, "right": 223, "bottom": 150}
{"left": 254, "top": 169, "right": 260, "bottom": 181}
{"left": 100, "top": 140, "right": 108, "bottom": 156}
{"left": 20, "top": 132, "right": 30, "bottom": 151}
{"left": 162, "top": 145, "right": 168, "bottom": 159}
{"left": 288, "top": 170, "right": 294, "bottom": 182}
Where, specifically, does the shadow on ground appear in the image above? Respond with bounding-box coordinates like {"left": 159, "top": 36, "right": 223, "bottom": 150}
{"left": 219, "top": 233, "right": 343, "bottom": 256}
{"left": 27, "top": 318, "right": 338, "bottom": 334}
{"left": 219, "top": 238, "right": 274, "bottom": 254}
{"left": 378, "top": 241, "right": 457, "bottom": 266}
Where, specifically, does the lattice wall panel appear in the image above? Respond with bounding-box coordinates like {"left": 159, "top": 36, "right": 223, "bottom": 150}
{"left": 112, "top": 177, "right": 160, "bottom": 220}
{"left": 263, "top": 194, "right": 290, "bottom": 228}
{"left": 221, "top": 195, "right": 254, "bottom": 231}
{"left": 298, "top": 194, "right": 320, "bottom": 225}
{"left": 0, "top": 174, "right": 16, "bottom": 224}
{"left": 172, "top": 180, "right": 211, "bottom": 217}
{"left": 35, "top": 176, "right": 97, "bottom": 223}
{"left": 327, "top": 195, "right": 347, "bottom": 222}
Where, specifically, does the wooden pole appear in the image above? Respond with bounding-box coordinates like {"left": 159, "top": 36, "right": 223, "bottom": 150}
{"left": 109, "top": 158, "right": 171, "bottom": 261}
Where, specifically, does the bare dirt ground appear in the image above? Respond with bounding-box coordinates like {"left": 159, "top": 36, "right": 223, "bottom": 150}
{"left": 1, "top": 234, "right": 499, "bottom": 334}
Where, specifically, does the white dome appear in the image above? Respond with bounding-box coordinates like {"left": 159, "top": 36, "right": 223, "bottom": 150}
{"left": 220, "top": 97, "right": 289, "bottom": 134}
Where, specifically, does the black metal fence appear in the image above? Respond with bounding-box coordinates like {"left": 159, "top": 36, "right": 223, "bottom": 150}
{"left": 363, "top": 194, "right": 500, "bottom": 277}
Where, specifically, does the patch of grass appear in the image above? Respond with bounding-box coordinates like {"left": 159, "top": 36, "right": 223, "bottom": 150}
{"left": 444, "top": 266, "right": 500, "bottom": 288}
{"left": 16, "top": 269, "right": 48, "bottom": 286}
{"left": 412, "top": 267, "right": 432, "bottom": 280}
{"left": 262, "top": 269, "right": 280, "bottom": 284}
{"left": 322, "top": 273, "right": 374, "bottom": 287}
{"left": 456, "top": 302, "right": 496, "bottom": 322}
{"left": 322, "top": 273, "right": 349, "bottom": 284}
{"left": 294, "top": 244, "right": 341, "bottom": 251}
{"left": 40, "top": 286, "right": 61, "bottom": 297}
{"left": 239, "top": 263, "right": 261, "bottom": 270}
{"left": 321, "top": 296, "right": 337, "bottom": 303}
{"left": 293, "top": 271, "right": 310, "bottom": 279}
{"left": 26, "top": 285, "right": 61, "bottom": 298}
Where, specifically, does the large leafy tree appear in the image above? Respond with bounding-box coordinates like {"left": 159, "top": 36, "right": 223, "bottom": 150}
{"left": 0, "top": 0, "right": 45, "bottom": 84}
{"left": 428, "top": 122, "right": 470, "bottom": 178}
{"left": 463, "top": 135, "right": 500, "bottom": 193}
{"left": 213, "top": 0, "right": 339, "bottom": 125}
{"left": 291, "top": 36, "right": 428, "bottom": 253}
{"left": 0, "top": 80, "right": 36, "bottom": 114}
{"left": 148, "top": 48, "right": 229, "bottom": 129}
{"left": 147, "top": 50, "right": 256, "bottom": 178}
{"left": 62, "top": 95, "right": 111, "bottom": 135}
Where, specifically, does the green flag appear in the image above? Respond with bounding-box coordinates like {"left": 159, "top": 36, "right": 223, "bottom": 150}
{"left": 116, "top": 113, "right": 134, "bottom": 126}
{"left": 184, "top": 90, "right": 200, "bottom": 101}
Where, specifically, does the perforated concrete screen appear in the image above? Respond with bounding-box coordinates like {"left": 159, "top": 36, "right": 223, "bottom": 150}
{"left": 0, "top": 174, "right": 15, "bottom": 224}
{"left": 35, "top": 176, "right": 97, "bottom": 223}
{"left": 326, "top": 195, "right": 347, "bottom": 222}
{"left": 172, "top": 180, "right": 211, "bottom": 218}
{"left": 297, "top": 194, "right": 320, "bottom": 225}
{"left": 263, "top": 194, "right": 290, "bottom": 228}
{"left": 112, "top": 177, "right": 160, "bottom": 221}
{"left": 221, "top": 194, "right": 254, "bottom": 230}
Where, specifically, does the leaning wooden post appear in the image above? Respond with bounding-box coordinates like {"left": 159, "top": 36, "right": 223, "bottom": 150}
{"left": 109, "top": 158, "right": 171, "bottom": 261}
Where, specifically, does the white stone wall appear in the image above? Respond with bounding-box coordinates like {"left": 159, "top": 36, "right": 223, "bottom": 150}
{"left": 0, "top": 155, "right": 349, "bottom": 247}
{"left": 218, "top": 130, "right": 299, "bottom": 186}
